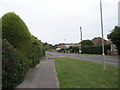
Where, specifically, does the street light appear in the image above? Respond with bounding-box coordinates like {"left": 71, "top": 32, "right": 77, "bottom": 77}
{"left": 100, "top": 0, "right": 106, "bottom": 70}
{"left": 80, "top": 26, "right": 82, "bottom": 54}
{"left": 80, "top": 26, "right": 82, "bottom": 42}
{"left": 64, "top": 39, "right": 66, "bottom": 53}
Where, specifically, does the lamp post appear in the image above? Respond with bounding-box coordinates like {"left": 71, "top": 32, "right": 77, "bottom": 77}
{"left": 79, "top": 26, "right": 82, "bottom": 53}
{"left": 80, "top": 26, "right": 82, "bottom": 42}
{"left": 64, "top": 39, "right": 66, "bottom": 53}
{"left": 100, "top": 0, "right": 106, "bottom": 70}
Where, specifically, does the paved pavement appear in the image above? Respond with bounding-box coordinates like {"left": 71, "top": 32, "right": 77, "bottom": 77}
{"left": 16, "top": 55, "right": 60, "bottom": 88}
{"left": 47, "top": 52, "right": 119, "bottom": 67}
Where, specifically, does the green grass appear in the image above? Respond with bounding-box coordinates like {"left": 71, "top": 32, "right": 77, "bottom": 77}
{"left": 54, "top": 57, "right": 119, "bottom": 88}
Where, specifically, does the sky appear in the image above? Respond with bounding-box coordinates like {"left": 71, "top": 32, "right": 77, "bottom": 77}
{"left": 0, "top": 0, "right": 119, "bottom": 45}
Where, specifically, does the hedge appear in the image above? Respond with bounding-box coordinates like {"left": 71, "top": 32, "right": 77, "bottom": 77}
{"left": 2, "top": 12, "right": 45, "bottom": 88}
{"left": 81, "top": 45, "right": 111, "bottom": 55}
{"left": 2, "top": 12, "right": 33, "bottom": 60}
{"left": 31, "top": 36, "right": 45, "bottom": 67}
{"left": 2, "top": 40, "right": 29, "bottom": 88}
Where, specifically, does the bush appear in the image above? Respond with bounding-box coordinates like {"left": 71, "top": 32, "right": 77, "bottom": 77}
{"left": 81, "top": 45, "right": 111, "bottom": 55}
{"left": 68, "top": 46, "right": 79, "bottom": 53}
{"left": 2, "top": 40, "right": 29, "bottom": 88}
{"left": 2, "top": 12, "right": 33, "bottom": 60}
{"left": 2, "top": 12, "right": 46, "bottom": 88}
{"left": 108, "top": 26, "right": 120, "bottom": 55}
{"left": 31, "top": 36, "right": 45, "bottom": 67}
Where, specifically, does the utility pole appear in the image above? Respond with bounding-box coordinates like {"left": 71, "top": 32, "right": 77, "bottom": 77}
{"left": 118, "top": 1, "right": 120, "bottom": 26}
{"left": 100, "top": 0, "right": 106, "bottom": 70}
{"left": 64, "top": 39, "right": 66, "bottom": 53}
{"left": 79, "top": 26, "right": 82, "bottom": 53}
{"left": 80, "top": 26, "right": 82, "bottom": 42}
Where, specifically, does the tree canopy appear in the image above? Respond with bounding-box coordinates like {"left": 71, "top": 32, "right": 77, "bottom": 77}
{"left": 107, "top": 26, "right": 120, "bottom": 55}
{"left": 81, "top": 40, "right": 94, "bottom": 47}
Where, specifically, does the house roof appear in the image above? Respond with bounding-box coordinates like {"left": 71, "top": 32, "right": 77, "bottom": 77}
{"left": 92, "top": 37, "right": 107, "bottom": 45}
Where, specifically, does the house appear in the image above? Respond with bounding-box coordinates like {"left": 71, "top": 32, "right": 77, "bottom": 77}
{"left": 56, "top": 43, "right": 81, "bottom": 53}
{"left": 92, "top": 37, "right": 107, "bottom": 45}
{"left": 106, "top": 39, "right": 117, "bottom": 55}
{"left": 92, "top": 37, "right": 117, "bottom": 55}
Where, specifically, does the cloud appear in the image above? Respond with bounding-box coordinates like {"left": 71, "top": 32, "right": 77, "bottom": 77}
{"left": 0, "top": 0, "right": 119, "bottom": 45}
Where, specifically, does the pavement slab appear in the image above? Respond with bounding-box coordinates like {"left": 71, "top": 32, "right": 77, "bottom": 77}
{"left": 16, "top": 55, "right": 60, "bottom": 88}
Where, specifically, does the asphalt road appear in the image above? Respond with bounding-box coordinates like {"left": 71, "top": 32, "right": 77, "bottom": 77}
{"left": 47, "top": 52, "right": 119, "bottom": 67}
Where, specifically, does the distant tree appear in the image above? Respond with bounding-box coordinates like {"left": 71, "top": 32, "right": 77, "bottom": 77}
{"left": 44, "top": 42, "right": 53, "bottom": 51}
{"left": 53, "top": 44, "right": 58, "bottom": 49}
{"left": 107, "top": 26, "right": 120, "bottom": 55}
{"left": 81, "top": 40, "right": 94, "bottom": 47}
{"left": 68, "top": 46, "right": 79, "bottom": 53}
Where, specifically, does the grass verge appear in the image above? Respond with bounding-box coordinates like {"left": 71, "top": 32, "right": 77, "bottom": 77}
{"left": 54, "top": 57, "right": 119, "bottom": 88}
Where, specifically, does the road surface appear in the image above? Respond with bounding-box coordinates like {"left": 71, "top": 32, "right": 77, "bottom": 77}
{"left": 47, "top": 52, "right": 119, "bottom": 67}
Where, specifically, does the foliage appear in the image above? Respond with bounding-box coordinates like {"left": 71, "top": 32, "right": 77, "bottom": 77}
{"left": 2, "top": 12, "right": 33, "bottom": 59}
{"left": 81, "top": 45, "right": 111, "bottom": 55}
{"left": 2, "top": 40, "right": 29, "bottom": 88}
{"left": 44, "top": 42, "right": 53, "bottom": 51}
{"left": 31, "top": 36, "right": 45, "bottom": 67}
{"left": 81, "top": 40, "right": 94, "bottom": 47}
{"left": 108, "top": 26, "right": 120, "bottom": 55}
{"left": 55, "top": 57, "right": 118, "bottom": 88}
{"left": 57, "top": 46, "right": 79, "bottom": 53}
{"left": 68, "top": 46, "right": 79, "bottom": 53}
{"left": 2, "top": 12, "right": 45, "bottom": 88}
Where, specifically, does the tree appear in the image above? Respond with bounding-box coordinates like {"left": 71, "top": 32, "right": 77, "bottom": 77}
{"left": 68, "top": 46, "right": 79, "bottom": 53}
{"left": 107, "top": 26, "right": 120, "bottom": 55}
{"left": 81, "top": 40, "right": 94, "bottom": 47}
{"left": 44, "top": 42, "right": 54, "bottom": 51}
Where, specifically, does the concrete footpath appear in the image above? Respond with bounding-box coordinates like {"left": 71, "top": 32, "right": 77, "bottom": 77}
{"left": 16, "top": 55, "right": 60, "bottom": 88}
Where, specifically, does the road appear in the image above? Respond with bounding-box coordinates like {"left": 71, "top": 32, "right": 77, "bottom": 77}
{"left": 47, "top": 52, "right": 119, "bottom": 67}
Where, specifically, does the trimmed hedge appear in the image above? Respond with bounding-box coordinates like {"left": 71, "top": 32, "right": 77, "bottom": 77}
{"left": 2, "top": 12, "right": 33, "bottom": 60}
{"left": 81, "top": 45, "right": 111, "bottom": 55}
{"left": 2, "top": 12, "right": 45, "bottom": 88}
{"left": 31, "top": 36, "right": 45, "bottom": 67}
{"left": 2, "top": 40, "right": 29, "bottom": 88}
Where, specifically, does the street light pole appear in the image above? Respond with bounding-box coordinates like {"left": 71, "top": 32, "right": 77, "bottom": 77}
{"left": 100, "top": 0, "right": 106, "bottom": 70}
{"left": 64, "top": 39, "right": 66, "bottom": 53}
{"left": 80, "top": 26, "right": 82, "bottom": 42}
{"left": 79, "top": 26, "right": 82, "bottom": 53}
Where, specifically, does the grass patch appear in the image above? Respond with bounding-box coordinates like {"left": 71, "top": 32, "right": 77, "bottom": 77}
{"left": 54, "top": 57, "right": 119, "bottom": 88}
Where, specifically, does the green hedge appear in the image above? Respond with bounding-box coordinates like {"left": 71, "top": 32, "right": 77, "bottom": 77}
{"left": 81, "top": 45, "right": 111, "bottom": 55}
{"left": 2, "top": 12, "right": 33, "bottom": 60}
{"left": 2, "top": 40, "right": 29, "bottom": 88}
{"left": 2, "top": 12, "right": 45, "bottom": 88}
{"left": 31, "top": 36, "right": 45, "bottom": 67}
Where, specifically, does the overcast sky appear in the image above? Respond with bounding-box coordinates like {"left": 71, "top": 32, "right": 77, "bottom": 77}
{"left": 0, "top": 0, "right": 119, "bottom": 45}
